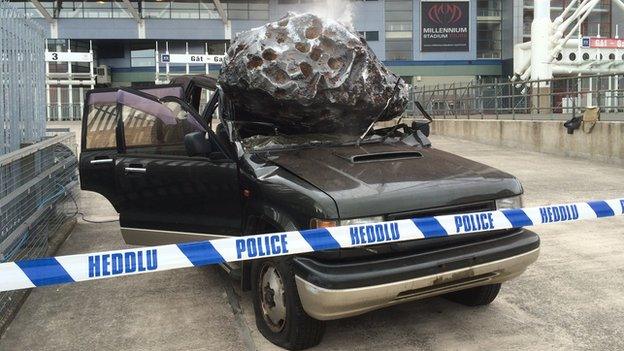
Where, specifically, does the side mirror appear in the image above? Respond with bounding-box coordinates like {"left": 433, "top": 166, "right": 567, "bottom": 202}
{"left": 413, "top": 101, "right": 432, "bottom": 137}
{"left": 184, "top": 132, "right": 212, "bottom": 157}
{"left": 412, "top": 121, "right": 430, "bottom": 137}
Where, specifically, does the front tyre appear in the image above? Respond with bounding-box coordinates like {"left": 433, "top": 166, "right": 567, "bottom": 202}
{"left": 251, "top": 258, "right": 325, "bottom": 350}
{"left": 444, "top": 283, "right": 502, "bottom": 306}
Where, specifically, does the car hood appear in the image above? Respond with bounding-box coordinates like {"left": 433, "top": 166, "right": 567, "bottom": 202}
{"left": 262, "top": 143, "right": 522, "bottom": 218}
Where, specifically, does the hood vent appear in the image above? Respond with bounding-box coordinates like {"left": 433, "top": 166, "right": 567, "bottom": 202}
{"left": 337, "top": 151, "right": 423, "bottom": 164}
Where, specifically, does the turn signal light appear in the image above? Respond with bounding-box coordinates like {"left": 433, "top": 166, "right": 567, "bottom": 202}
{"left": 309, "top": 218, "right": 338, "bottom": 228}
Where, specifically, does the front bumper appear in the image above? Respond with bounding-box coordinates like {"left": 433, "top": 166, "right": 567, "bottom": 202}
{"left": 294, "top": 229, "right": 539, "bottom": 320}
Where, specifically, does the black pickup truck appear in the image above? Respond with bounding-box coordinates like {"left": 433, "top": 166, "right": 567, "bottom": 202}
{"left": 79, "top": 76, "right": 539, "bottom": 350}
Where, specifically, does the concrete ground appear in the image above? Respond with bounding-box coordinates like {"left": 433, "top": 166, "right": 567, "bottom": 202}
{"left": 1, "top": 135, "right": 623, "bottom": 350}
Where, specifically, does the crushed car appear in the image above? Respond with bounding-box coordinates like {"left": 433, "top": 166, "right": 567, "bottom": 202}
{"left": 78, "top": 13, "right": 540, "bottom": 351}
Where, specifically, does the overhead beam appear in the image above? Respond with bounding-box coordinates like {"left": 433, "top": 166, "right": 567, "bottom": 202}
{"left": 212, "top": 0, "right": 227, "bottom": 24}
{"left": 30, "top": 0, "right": 54, "bottom": 23}
{"left": 121, "top": 0, "right": 141, "bottom": 22}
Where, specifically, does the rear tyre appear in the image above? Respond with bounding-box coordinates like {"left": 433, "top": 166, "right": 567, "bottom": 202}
{"left": 251, "top": 258, "right": 325, "bottom": 350}
{"left": 444, "top": 283, "right": 502, "bottom": 306}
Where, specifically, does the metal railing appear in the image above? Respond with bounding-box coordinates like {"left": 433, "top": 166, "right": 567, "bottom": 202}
{"left": 409, "top": 73, "right": 624, "bottom": 120}
{"left": 0, "top": 0, "right": 47, "bottom": 154}
{"left": 0, "top": 132, "right": 78, "bottom": 332}
{"left": 0, "top": 0, "right": 78, "bottom": 335}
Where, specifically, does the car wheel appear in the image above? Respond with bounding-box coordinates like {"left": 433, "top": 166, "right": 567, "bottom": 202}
{"left": 444, "top": 283, "right": 502, "bottom": 306}
{"left": 251, "top": 258, "right": 325, "bottom": 350}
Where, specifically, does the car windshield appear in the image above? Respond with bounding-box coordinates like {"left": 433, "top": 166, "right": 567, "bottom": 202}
{"left": 241, "top": 130, "right": 384, "bottom": 152}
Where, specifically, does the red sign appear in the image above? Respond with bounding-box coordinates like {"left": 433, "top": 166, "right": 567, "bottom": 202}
{"left": 582, "top": 37, "right": 624, "bottom": 48}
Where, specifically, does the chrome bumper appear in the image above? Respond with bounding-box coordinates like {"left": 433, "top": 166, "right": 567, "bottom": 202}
{"left": 295, "top": 248, "right": 539, "bottom": 321}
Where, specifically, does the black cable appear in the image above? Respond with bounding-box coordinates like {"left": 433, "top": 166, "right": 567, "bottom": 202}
{"left": 65, "top": 184, "right": 119, "bottom": 224}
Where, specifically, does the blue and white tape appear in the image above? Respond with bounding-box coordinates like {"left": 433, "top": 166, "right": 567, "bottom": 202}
{"left": 1, "top": 198, "right": 623, "bottom": 292}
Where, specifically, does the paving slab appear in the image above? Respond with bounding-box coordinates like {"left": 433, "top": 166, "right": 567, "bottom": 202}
{"left": 0, "top": 191, "right": 250, "bottom": 351}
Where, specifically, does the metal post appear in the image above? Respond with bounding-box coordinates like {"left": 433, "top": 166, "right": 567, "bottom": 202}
{"left": 588, "top": 76, "right": 593, "bottom": 106}
{"left": 205, "top": 42, "right": 210, "bottom": 76}
{"left": 494, "top": 77, "right": 499, "bottom": 119}
{"left": 155, "top": 41, "right": 160, "bottom": 84}
{"left": 185, "top": 41, "right": 190, "bottom": 75}
{"left": 67, "top": 39, "right": 73, "bottom": 120}
{"left": 79, "top": 86, "right": 84, "bottom": 118}
{"left": 44, "top": 39, "right": 51, "bottom": 123}
{"left": 56, "top": 86, "right": 62, "bottom": 121}
{"left": 165, "top": 41, "right": 170, "bottom": 83}
{"left": 512, "top": 84, "right": 515, "bottom": 120}
{"left": 616, "top": 75, "right": 620, "bottom": 111}
{"left": 89, "top": 40, "right": 94, "bottom": 90}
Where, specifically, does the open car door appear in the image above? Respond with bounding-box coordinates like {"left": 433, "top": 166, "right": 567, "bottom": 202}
{"left": 79, "top": 85, "right": 185, "bottom": 211}
{"left": 112, "top": 89, "right": 242, "bottom": 245}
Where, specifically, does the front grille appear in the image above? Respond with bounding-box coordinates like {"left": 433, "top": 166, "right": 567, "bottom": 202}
{"left": 386, "top": 201, "right": 497, "bottom": 221}
{"left": 308, "top": 200, "right": 513, "bottom": 263}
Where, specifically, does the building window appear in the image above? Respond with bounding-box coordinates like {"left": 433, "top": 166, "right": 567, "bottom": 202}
{"left": 523, "top": 0, "right": 612, "bottom": 39}
{"left": 82, "top": 0, "right": 113, "bottom": 18}
{"left": 385, "top": 0, "right": 413, "bottom": 60}
{"left": 57, "top": 1, "right": 84, "bottom": 18}
{"left": 358, "top": 31, "right": 379, "bottom": 42}
{"left": 477, "top": 0, "right": 502, "bottom": 17}
{"left": 170, "top": 0, "right": 200, "bottom": 19}
{"left": 131, "top": 49, "right": 155, "bottom": 67}
{"left": 477, "top": 0, "right": 502, "bottom": 58}
{"left": 199, "top": 0, "right": 221, "bottom": 19}
{"left": 477, "top": 23, "right": 502, "bottom": 58}
{"left": 143, "top": 0, "right": 171, "bottom": 19}
{"left": 112, "top": 0, "right": 134, "bottom": 18}
{"left": 223, "top": 0, "right": 269, "bottom": 21}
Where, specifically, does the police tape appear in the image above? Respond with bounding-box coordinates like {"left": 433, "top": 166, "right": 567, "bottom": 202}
{"left": 1, "top": 198, "right": 623, "bottom": 292}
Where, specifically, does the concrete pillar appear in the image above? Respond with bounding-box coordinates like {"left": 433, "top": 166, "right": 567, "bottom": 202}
{"left": 530, "top": 0, "right": 553, "bottom": 114}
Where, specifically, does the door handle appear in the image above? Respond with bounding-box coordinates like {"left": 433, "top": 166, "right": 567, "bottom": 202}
{"left": 124, "top": 167, "right": 147, "bottom": 174}
{"left": 90, "top": 158, "right": 113, "bottom": 165}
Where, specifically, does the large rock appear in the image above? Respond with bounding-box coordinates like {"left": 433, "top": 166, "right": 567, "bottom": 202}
{"left": 218, "top": 12, "right": 408, "bottom": 134}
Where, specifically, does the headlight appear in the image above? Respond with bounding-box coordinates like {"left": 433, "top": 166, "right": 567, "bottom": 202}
{"left": 496, "top": 196, "right": 523, "bottom": 210}
{"left": 339, "top": 216, "right": 384, "bottom": 226}
{"left": 309, "top": 216, "right": 384, "bottom": 228}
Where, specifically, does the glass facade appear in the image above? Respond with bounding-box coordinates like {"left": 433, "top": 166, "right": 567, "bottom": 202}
{"left": 131, "top": 49, "right": 156, "bottom": 67}
{"left": 385, "top": 0, "right": 413, "bottom": 60}
{"left": 477, "top": 0, "right": 502, "bottom": 58}
{"left": 477, "top": 0, "right": 502, "bottom": 17}
{"left": 523, "top": 0, "right": 612, "bottom": 40}
{"left": 358, "top": 31, "right": 379, "bottom": 42}
{"left": 46, "top": 39, "right": 93, "bottom": 74}
{"left": 9, "top": 0, "right": 224, "bottom": 20}
{"left": 477, "top": 22, "right": 502, "bottom": 58}
{"left": 223, "top": 0, "right": 269, "bottom": 20}
{"left": 8, "top": 0, "right": 618, "bottom": 70}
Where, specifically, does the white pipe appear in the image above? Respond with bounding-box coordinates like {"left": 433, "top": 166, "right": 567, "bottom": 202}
{"left": 555, "top": 0, "right": 588, "bottom": 33}
{"left": 555, "top": 0, "right": 593, "bottom": 37}
{"left": 514, "top": 54, "right": 531, "bottom": 76}
{"left": 551, "top": 0, "right": 599, "bottom": 59}
{"left": 559, "top": 0, "right": 578, "bottom": 21}
{"left": 531, "top": 0, "right": 553, "bottom": 81}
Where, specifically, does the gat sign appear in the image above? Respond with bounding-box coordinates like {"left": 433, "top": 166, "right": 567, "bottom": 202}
{"left": 421, "top": 0, "right": 470, "bottom": 52}
{"left": 581, "top": 37, "right": 624, "bottom": 49}
{"left": 160, "top": 54, "right": 225, "bottom": 64}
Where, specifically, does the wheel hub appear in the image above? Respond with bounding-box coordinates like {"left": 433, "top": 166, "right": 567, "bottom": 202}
{"left": 259, "top": 265, "right": 286, "bottom": 332}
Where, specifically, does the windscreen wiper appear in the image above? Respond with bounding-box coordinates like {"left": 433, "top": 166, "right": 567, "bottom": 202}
{"left": 356, "top": 80, "right": 401, "bottom": 147}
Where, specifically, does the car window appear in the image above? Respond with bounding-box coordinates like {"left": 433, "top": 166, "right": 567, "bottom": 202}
{"left": 85, "top": 99, "right": 117, "bottom": 149}
{"left": 83, "top": 86, "right": 184, "bottom": 151}
{"left": 120, "top": 94, "right": 205, "bottom": 155}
